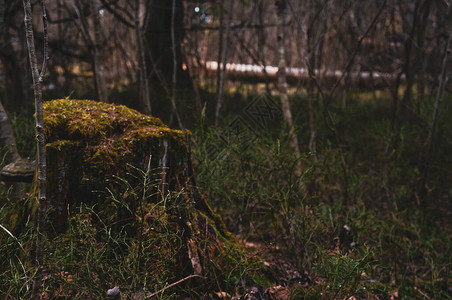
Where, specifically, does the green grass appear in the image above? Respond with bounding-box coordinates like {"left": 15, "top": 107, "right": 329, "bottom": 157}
{"left": 1, "top": 90, "right": 452, "bottom": 298}
{"left": 191, "top": 91, "right": 452, "bottom": 298}
{"left": 0, "top": 154, "right": 267, "bottom": 298}
{"left": 9, "top": 112, "right": 36, "bottom": 158}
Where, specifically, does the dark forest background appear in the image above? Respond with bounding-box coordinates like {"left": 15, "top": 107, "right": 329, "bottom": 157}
{"left": 1, "top": 0, "right": 452, "bottom": 298}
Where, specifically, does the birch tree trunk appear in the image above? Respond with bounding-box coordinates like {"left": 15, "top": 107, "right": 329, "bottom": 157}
{"left": 22, "top": 0, "right": 48, "bottom": 297}
{"left": 275, "top": 0, "right": 302, "bottom": 177}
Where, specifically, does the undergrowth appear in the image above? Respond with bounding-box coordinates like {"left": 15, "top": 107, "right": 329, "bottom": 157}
{"left": 1, "top": 91, "right": 452, "bottom": 298}
{"left": 0, "top": 159, "right": 267, "bottom": 298}
{"left": 191, "top": 92, "right": 452, "bottom": 298}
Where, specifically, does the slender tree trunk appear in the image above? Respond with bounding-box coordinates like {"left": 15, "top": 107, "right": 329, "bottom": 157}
{"left": 216, "top": 0, "right": 224, "bottom": 101}
{"left": 419, "top": 31, "right": 451, "bottom": 198}
{"left": 145, "top": 0, "right": 188, "bottom": 85}
{"left": 0, "top": 0, "right": 4, "bottom": 30}
{"left": 0, "top": 0, "right": 24, "bottom": 200}
{"left": 215, "top": 0, "right": 233, "bottom": 126}
{"left": 414, "top": 0, "right": 432, "bottom": 114}
{"left": 275, "top": 0, "right": 302, "bottom": 178}
{"left": 400, "top": 0, "right": 432, "bottom": 120}
{"left": 304, "top": 3, "right": 326, "bottom": 161}
{"left": 257, "top": 0, "right": 270, "bottom": 94}
{"left": 91, "top": 0, "right": 108, "bottom": 102}
{"left": 135, "top": 0, "right": 151, "bottom": 114}
{"left": 170, "top": 0, "right": 184, "bottom": 130}
{"left": 0, "top": 1, "right": 13, "bottom": 163}
{"left": 185, "top": 48, "right": 203, "bottom": 117}
{"left": 306, "top": 29, "right": 318, "bottom": 159}
{"left": 66, "top": 0, "right": 108, "bottom": 103}
{"left": 22, "top": 0, "right": 48, "bottom": 297}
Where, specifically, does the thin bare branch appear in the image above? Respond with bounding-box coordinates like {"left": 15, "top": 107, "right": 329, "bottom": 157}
{"left": 38, "top": 0, "right": 48, "bottom": 82}
{"left": 145, "top": 274, "right": 205, "bottom": 298}
{"left": 327, "top": 0, "right": 387, "bottom": 102}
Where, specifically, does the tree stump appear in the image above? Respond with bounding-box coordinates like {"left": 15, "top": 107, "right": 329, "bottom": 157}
{"left": 1, "top": 100, "right": 269, "bottom": 295}
{"left": 42, "top": 99, "right": 225, "bottom": 235}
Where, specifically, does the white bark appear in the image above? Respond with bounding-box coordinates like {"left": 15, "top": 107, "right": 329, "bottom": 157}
{"left": 275, "top": 0, "right": 302, "bottom": 178}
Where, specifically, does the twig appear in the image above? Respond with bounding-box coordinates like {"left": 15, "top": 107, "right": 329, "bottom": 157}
{"left": 414, "top": 286, "right": 431, "bottom": 300}
{"left": 145, "top": 274, "right": 205, "bottom": 298}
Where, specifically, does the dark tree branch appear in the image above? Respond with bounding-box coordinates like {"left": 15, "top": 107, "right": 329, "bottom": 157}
{"left": 327, "top": 0, "right": 387, "bottom": 103}
{"left": 185, "top": 22, "right": 277, "bottom": 31}
{"left": 100, "top": 0, "right": 134, "bottom": 28}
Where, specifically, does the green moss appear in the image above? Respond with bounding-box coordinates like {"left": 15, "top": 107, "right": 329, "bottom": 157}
{"left": 43, "top": 99, "right": 190, "bottom": 175}
{"left": 26, "top": 99, "right": 269, "bottom": 296}
{"left": 44, "top": 99, "right": 165, "bottom": 142}
{"left": 46, "top": 140, "right": 79, "bottom": 152}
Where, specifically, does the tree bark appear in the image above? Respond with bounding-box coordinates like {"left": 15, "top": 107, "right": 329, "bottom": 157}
{"left": 215, "top": 0, "right": 233, "bottom": 126}
{"left": 65, "top": 0, "right": 108, "bottom": 103}
{"left": 216, "top": 0, "right": 224, "bottom": 101}
{"left": 275, "top": 0, "right": 302, "bottom": 178}
{"left": 22, "top": 0, "right": 48, "bottom": 297}
{"left": 0, "top": 0, "right": 4, "bottom": 30}
{"left": 169, "top": 0, "right": 184, "bottom": 130}
{"left": 90, "top": 0, "right": 108, "bottom": 102}
{"left": 145, "top": 0, "right": 188, "bottom": 84}
{"left": 0, "top": 4, "right": 18, "bottom": 163}
{"left": 400, "top": 0, "right": 432, "bottom": 120}
{"left": 419, "top": 30, "right": 451, "bottom": 198}
{"left": 135, "top": 0, "right": 151, "bottom": 114}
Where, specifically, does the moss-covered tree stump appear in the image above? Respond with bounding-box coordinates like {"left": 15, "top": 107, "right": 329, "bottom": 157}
{"left": 14, "top": 99, "right": 266, "bottom": 296}
{"left": 42, "top": 100, "right": 219, "bottom": 232}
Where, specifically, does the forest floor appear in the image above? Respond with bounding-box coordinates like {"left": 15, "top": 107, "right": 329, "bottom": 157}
{"left": 1, "top": 90, "right": 452, "bottom": 299}
{"left": 190, "top": 89, "right": 452, "bottom": 299}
